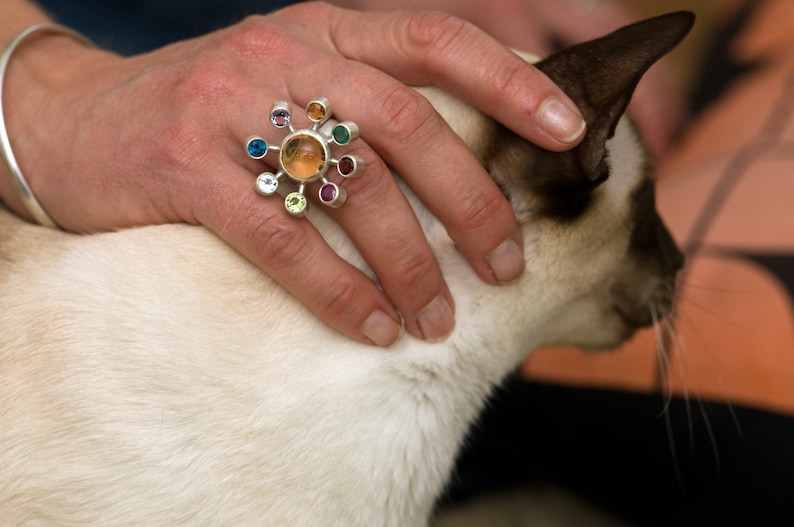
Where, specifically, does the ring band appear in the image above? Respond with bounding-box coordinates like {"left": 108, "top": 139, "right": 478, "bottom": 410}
{"left": 245, "top": 97, "right": 364, "bottom": 217}
{"left": 0, "top": 23, "right": 95, "bottom": 228}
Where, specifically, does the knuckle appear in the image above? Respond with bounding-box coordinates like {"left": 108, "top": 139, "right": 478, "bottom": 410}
{"left": 387, "top": 251, "right": 439, "bottom": 295}
{"left": 248, "top": 213, "right": 309, "bottom": 270}
{"left": 376, "top": 86, "right": 440, "bottom": 146}
{"left": 317, "top": 273, "right": 368, "bottom": 321}
{"left": 168, "top": 45, "right": 245, "bottom": 109}
{"left": 221, "top": 2, "right": 332, "bottom": 61}
{"left": 403, "top": 11, "right": 468, "bottom": 56}
{"left": 220, "top": 16, "right": 293, "bottom": 61}
{"left": 150, "top": 118, "right": 209, "bottom": 174}
{"left": 490, "top": 57, "right": 534, "bottom": 102}
{"left": 458, "top": 185, "right": 508, "bottom": 234}
{"left": 151, "top": 62, "right": 242, "bottom": 172}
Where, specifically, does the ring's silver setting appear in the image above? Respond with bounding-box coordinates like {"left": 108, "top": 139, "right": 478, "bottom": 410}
{"left": 245, "top": 97, "right": 364, "bottom": 217}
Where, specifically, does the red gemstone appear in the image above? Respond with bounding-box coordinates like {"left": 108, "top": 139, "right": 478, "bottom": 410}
{"left": 337, "top": 157, "right": 354, "bottom": 176}
{"left": 320, "top": 183, "right": 337, "bottom": 202}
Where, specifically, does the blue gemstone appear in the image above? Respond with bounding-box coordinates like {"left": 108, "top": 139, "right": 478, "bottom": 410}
{"left": 247, "top": 138, "right": 268, "bottom": 159}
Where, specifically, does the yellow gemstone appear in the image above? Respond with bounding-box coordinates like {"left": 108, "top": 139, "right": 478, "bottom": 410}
{"left": 281, "top": 134, "right": 326, "bottom": 180}
{"left": 307, "top": 102, "right": 326, "bottom": 121}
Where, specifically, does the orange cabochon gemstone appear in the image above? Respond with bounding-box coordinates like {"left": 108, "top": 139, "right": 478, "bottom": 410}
{"left": 281, "top": 134, "right": 326, "bottom": 180}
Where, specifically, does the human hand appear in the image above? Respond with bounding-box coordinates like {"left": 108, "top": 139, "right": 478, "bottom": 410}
{"left": 339, "top": 0, "right": 686, "bottom": 158}
{"left": 1, "top": 2, "right": 586, "bottom": 345}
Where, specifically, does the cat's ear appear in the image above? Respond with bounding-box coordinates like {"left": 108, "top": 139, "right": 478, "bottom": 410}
{"left": 534, "top": 11, "right": 695, "bottom": 179}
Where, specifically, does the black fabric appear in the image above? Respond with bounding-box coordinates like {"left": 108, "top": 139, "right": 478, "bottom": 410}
{"left": 441, "top": 377, "right": 794, "bottom": 526}
{"left": 34, "top": 0, "right": 295, "bottom": 54}
{"left": 745, "top": 253, "right": 794, "bottom": 301}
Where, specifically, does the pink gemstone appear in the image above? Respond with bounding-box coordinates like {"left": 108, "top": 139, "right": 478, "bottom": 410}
{"left": 320, "top": 183, "right": 337, "bottom": 202}
{"left": 337, "top": 157, "right": 354, "bottom": 176}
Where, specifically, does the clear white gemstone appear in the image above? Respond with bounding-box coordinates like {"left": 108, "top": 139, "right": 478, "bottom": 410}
{"left": 256, "top": 173, "right": 278, "bottom": 195}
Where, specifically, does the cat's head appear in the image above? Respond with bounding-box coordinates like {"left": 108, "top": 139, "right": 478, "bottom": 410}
{"left": 508, "top": 11, "right": 692, "bottom": 349}
{"left": 439, "top": 12, "right": 693, "bottom": 350}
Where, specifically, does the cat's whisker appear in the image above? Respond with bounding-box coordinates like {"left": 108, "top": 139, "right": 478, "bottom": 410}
{"left": 679, "top": 279, "right": 747, "bottom": 295}
{"left": 697, "top": 398, "right": 722, "bottom": 473}
{"left": 676, "top": 295, "right": 752, "bottom": 333}
{"left": 649, "top": 284, "right": 728, "bottom": 487}
{"left": 670, "top": 297, "right": 739, "bottom": 394}
{"left": 663, "top": 402, "right": 686, "bottom": 491}
{"left": 651, "top": 303, "right": 674, "bottom": 416}
{"left": 662, "top": 319, "right": 680, "bottom": 388}
{"left": 728, "top": 402, "right": 745, "bottom": 441}
{"left": 673, "top": 304, "right": 745, "bottom": 441}
{"left": 658, "top": 287, "right": 742, "bottom": 473}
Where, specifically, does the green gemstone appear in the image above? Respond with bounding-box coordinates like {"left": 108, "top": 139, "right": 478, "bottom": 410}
{"left": 332, "top": 125, "right": 351, "bottom": 145}
{"left": 285, "top": 192, "right": 308, "bottom": 215}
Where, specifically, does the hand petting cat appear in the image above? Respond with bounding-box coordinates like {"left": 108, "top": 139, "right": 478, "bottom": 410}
{"left": 0, "top": 0, "right": 681, "bottom": 349}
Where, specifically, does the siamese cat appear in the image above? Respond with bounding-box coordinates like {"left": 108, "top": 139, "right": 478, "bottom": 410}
{"left": 0, "top": 12, "right": 692, "bottom": 526}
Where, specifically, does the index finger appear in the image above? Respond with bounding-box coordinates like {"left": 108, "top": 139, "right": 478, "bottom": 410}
{"left": 331, "top": 8, "right": 587, "bottom": 151}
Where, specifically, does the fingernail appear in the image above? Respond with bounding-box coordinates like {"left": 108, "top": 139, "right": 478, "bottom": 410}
{"left": 417, "top": 295, "right": 455, "bottom": 343}
{"left": 537, "top": 97, "right": 586, "bottom": 143}
{"left": 487, "top": 238, "right": 524, "bottom": 283}
{"left": 363, "top": 309, "right": 401, "bottom": 347}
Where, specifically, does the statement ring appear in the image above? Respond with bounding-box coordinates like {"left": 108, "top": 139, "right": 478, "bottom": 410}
{"left": 245, "top": 97, "right": 364, "bottom": 217}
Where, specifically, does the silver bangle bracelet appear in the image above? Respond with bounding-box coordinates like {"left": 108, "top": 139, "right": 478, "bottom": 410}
{"left": 0, "top": 23, "right": 94, "bottom": 229}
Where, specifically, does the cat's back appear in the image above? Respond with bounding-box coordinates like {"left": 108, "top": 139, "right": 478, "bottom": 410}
{"left": 0, "top": 207, "right": 461, "bottom": 526}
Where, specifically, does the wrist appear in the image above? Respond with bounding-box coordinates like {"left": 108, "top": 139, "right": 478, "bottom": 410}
{"left": 0, "top": 25, "right": 112, "bottom": 223}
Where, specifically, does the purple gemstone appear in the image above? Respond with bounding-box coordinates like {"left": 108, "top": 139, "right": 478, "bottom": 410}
{"left": 271, "top": 109, "right": 291, "bottom": 128}
{"left": 337, "top": 157, "right": 354, "bottom": 176}
{"left": 320, "top": 183, "right": 337, "bottom": 203}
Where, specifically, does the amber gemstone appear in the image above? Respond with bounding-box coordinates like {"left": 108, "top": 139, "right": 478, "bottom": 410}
{"left": 280, "top": 134, "right": 326, "bottom": 180}
{"left": 307, "top": 102, "right": 326, "bottom": 121}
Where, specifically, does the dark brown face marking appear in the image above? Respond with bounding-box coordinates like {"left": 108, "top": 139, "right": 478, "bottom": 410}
{"left": 605, "top": 174, "right": 685, "bottom": 327}
{"left": 627, "top": 177, "right": 685, "bottom": 280}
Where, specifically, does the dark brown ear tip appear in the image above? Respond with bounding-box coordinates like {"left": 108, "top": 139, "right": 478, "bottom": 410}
{"left": 653, "top": 10, "right": 696, "bottom": 38}
{"left": 671, "top": 10, "right": 695, "bottom": 29}
{"left": 664, "top": 10, "right": 696, "bottom": 23}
